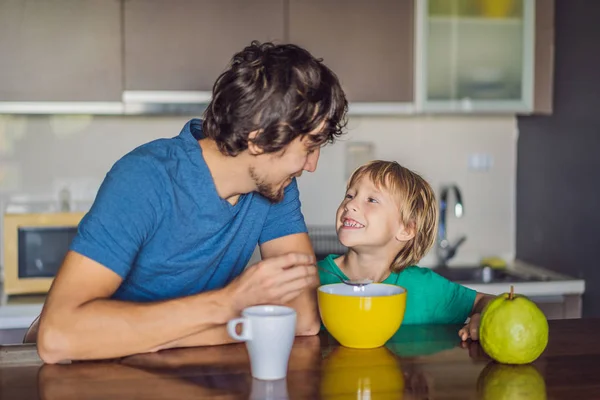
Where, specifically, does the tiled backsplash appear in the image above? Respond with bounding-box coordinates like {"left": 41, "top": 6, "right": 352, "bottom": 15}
{"left": 0, "top": 114, "right": 517, "bottom": 268}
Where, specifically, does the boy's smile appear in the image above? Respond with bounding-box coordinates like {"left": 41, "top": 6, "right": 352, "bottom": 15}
{"left": 341, "top": 217, "right": 365, "bottom": 229}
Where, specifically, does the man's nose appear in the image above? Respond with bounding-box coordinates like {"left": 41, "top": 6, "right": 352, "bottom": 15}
{"left": 303, "top": 148, "right": 320, "bottom": 173}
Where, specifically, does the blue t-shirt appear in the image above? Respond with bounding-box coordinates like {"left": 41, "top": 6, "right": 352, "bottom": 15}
{"left": 70, "top": 119, "right": 307, "bottom": 302}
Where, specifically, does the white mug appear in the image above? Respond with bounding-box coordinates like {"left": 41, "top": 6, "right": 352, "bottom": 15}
{"left": 227, "top": 305, "right": 297, "bottom": 380}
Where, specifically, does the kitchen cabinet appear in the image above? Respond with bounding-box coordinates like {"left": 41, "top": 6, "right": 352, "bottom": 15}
{"left": 0, "top": 0, "right": 122, "bottom": 103}
{"left": 123, "top": 0, "right": 285, "bottom": 92}
{"left": 532, "top": 0, "right": 554, "bottom": 114}
{"left": 288, "top": 0, "right": 414, "bottom": 105}
{"left": 415, "top": 0, "right": 554, "bottom": 114}
{"left": 532, "top": 295, "right": 582, "bottom": 320}
{"left": 0, "top": 0, "right": 554, "bottom": 116}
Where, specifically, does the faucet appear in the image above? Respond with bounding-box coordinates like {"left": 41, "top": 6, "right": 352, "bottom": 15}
{"left": 436, "top": 184, "right": 467, "bottom": 267}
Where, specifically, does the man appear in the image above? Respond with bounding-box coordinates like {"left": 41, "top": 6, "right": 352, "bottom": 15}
{"left": 36, "top": 41, "right": 348, "bottom": 363}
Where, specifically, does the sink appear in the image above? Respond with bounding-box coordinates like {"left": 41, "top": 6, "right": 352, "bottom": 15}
{"left": 433, "top": 266, "right": 544, "bottom": 284}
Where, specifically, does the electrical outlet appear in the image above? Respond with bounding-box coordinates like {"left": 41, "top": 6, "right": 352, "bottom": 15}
{"left": 346, "top": 142, "right": 375, "bottom": 180}
{"left": 467, "top": 153, "right": 494, "bottom": 172}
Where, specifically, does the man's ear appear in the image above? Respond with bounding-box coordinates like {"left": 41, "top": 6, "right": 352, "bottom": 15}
{"left": 395, "top": 222, "right": 416, "bottom": 242}
{"left": 247, "top": 130, "right": 265, "bottom": 156}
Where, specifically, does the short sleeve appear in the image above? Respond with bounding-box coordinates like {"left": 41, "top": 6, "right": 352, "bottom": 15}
{"left": 399, "top": 266, "right": 477, "bottom": 325}
{"left": 70, "top": 155, "right": 165, "bottom": 278}
{"left": 258, "top": 178, "right": 308, "bottom": 244}
{"left": 427, "top": 270, "right": 477, "bottom": 324}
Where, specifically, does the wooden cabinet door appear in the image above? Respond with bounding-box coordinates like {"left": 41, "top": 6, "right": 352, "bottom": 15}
{"left": 533, "top": 0, "right": 555, "bottom": 114}
{"left": 0, "top": 0, "right": 122, "bottom": 101}
{"left": 124, "top": 0, "right": 285, "bottom": 91}
{"left": 288, "top": 0, "right": 414, "bottom": 103}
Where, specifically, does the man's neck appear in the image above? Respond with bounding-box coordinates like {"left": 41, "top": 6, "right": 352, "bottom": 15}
{"left": 199, "top": 138, "right": 255, "bottom": 204}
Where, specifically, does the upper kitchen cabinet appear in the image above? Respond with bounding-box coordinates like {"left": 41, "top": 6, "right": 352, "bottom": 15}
{"left": 124, "top": 0, "right": 285, "bottom": 93}
{"left": 416, "top": 0, "right": 553, "bottom": 113}
{"left": 288, "top": 0, "right": 414, "bottom": 105}
{"left": 0, "top": 0, "right": 122, "bottom": 103}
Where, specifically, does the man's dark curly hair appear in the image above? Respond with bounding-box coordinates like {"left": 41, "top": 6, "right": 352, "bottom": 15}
{"left": 203, "top": 41, "right": 348, "bottom": 156}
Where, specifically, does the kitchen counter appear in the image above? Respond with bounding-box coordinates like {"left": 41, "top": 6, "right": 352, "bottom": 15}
{"left": 0, "top": 285, "right": 44, "bottom": 330}
{"left": 0, "top": 259, "right": 585, "bottom": 330}
{"left": 0, "top": 303, "right": 43, "bottom": 330}
{"left": 2, "top": 319, "right": 600, "bottom": 399}
{"left": 462, "top": 259, "right": 585, "bottom": 296}
{"left": 433, "top": 259, "right": 585, "bottom": 320}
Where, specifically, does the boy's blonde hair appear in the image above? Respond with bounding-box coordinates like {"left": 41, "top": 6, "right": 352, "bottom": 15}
{"left": 347, "top": 160, "right": 438, "bottom": 272}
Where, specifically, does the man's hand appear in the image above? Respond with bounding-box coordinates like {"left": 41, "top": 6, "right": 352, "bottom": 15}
{"left": 225, "top": 252, "right": 318, "bottom": 313}
{"left": 459, "top": 313, "right": 481, "bottom": 341}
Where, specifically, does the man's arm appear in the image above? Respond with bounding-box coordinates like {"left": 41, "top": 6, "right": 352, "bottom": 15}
{"left": 259, "top": 232, "right": 321, "bottom": 336}
{"left": 157, "top": 233, "right": 321, "bottom": 350}
{"left": 248, "top": 178, "right": 319, "bottom": 335}
{"left": 37, "top": 251, "right": 235, "bottom": 363}
{"left": 37, "top": 250, "right": 316, "bottom": 362}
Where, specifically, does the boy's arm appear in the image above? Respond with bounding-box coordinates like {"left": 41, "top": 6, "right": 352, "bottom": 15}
{"left": 471, "top": 292, "right": 496, "bottom": 314}
{"left": 458, "top": 292, "right": 495, "bottom": 341}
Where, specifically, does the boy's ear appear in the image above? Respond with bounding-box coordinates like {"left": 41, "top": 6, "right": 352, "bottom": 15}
{"left": 247, "top": 130, "right": 265, "bottom": 156}
{"left": 395, "top": 222, "right": 416, "bottom": 242}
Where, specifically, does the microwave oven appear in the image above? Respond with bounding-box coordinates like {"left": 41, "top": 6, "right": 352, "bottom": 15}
{"left": 3, "top": 211, "right": 86, "bottom": 296}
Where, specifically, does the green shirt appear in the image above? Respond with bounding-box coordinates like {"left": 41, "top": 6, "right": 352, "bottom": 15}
{"left": 318, "top": 254, "right": 477, "bottom": 325}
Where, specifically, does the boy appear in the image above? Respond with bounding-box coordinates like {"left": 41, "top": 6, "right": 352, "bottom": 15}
{"left": 318, "top": 160, "right": 493, "bottom": 341}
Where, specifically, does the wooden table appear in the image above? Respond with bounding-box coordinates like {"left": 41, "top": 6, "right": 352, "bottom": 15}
{"left": 1, "top": 318, "right": 600, "bottom": 399}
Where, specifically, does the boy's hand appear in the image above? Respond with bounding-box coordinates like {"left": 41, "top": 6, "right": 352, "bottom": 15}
{"left": 459, "top": 313, "right": 481, "bottom": 341}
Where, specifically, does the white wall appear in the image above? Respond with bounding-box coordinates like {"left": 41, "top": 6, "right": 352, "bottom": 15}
{"left": 0, "top": 113, "right": 517, "bottom": 267}
{"left": 298, "top": 115, "right": 518, "bottom": 266}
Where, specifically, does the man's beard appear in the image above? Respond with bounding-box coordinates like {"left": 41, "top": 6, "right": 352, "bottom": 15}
{"left": 250, "top": 167, "right": 285, "bottom": 203}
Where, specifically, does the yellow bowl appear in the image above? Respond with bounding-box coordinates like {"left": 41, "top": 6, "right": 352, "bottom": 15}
{"left": 318, "top": 283, "right": 407, "bottom": 349}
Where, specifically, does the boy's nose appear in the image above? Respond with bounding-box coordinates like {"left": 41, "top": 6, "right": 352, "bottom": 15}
{"left": 344, "top": 201, "right": 358, "bottom": 212}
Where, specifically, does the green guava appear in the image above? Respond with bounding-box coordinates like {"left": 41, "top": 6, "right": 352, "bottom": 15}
{"left": 479, "top": 286, "right": 549, "bottom": 364}
{"left": 477, "top": 362, "right": 546, "bottom": 400}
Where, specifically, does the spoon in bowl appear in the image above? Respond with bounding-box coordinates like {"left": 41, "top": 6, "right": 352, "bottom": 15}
{"left": 315, "top": 265, "right": 373, "bottom": 287}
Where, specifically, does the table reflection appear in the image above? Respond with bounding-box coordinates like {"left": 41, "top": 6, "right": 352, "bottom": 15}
{"left": 477, "top": 361, "right": 547, "bottom": 400}
{"left": 320, "top": 345, "right": 433, "bottom": 399}
{"left": 385, "top": 323, "right": 461, "bottom": 357}
{"left": 36, "top": 325, "right": 547, "bottom": 400}
{"left": 38, "top": 336, "right": 322, "bottom": 400}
